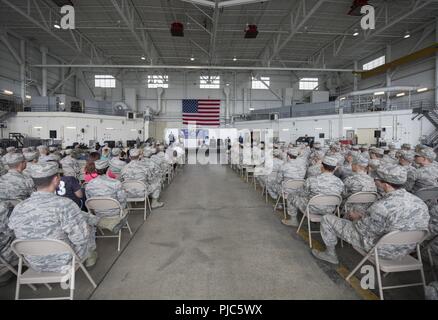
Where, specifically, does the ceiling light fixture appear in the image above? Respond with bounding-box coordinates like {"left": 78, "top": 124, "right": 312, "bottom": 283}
{"left": 190, "top": 55, "right": 195, "bottom": 61}
{"left": 417, "top": 88, "right": 428, "bottom": 93}
{"left": 141, "top": 56, "right": 146, "bottom": 60}
{"left": 404, "top": 31, "right": 411, "bottom": 39}
{"left": 249, "top": 107, "right": 255, "bottom": 111}
{"left": 396, "top": 92, "right": 406, "bottom": 97}
{"left": 25, "top": 95, "right": 31, "bottom": 99}
{"left": 374, "top": 91, "right": 385, "bottom": 96}
{"left": 3, "top": 90, "right": 13, "bottom": 95}
{"left": 353, "top": 29, "right": 359, "bottom": 37}
{"left": 54, "top": 21, "right": 61, "bottom": 29}
{"left": 233, "top": 56, "right": 237, "bottom": 61}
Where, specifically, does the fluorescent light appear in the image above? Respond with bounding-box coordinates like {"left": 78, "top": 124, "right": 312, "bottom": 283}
{"left": 340, "top": 97, "right": 346, "bottom": 101}
{"left": 396, "top": 92, "right": 406, "bottom": 97}
{"left": 130, "top": 129, "right": 137, "bottom": 132}
{"left": 33, "top": 126, "right": 43, "bottom": 129}
{"left": 190, "top": 56, "right": 195, "bottom": 61}
{"left": 25, "top": 95, "right": 31, "bottom": 99}
{"left": 3, "top": 90, "right": 13, "bottom": 95}
{"left": 66, "top": 126, "right": 76, "bottom": 129}
{"left": 374, "top": 91, "right": 385, "bottom": 96}
{"left": 54, "top": 23, "right": 61, "bottom": 29}
{"left": 106, "top": 128, "right": 114, "bottom": 130}
{"left": 315, "top": 128, "right": 323, "bottom": 130}
{"left": 282, "top": 128, "right": 290, "bottom": 132}
{"left": 404, "top": 31, "right": 411, "bottom": 39}
{"left": 353, "top": 31, "right": 359, "bottom": 37}
{"left": 344, "top": 127, "right": 353, "bottom": 130}
{"left": 141, "top": 56, "right": 146, "bottom": 60}
{"left": 233, "top": 56, "right": 237, "bottom": 61}
{"left": 59, "top": 102, "right": 65, "bottom": 105}
{"left": 417, "top": 88, "right": 428, "bottom": 93}
{"left": 249, "top": 107, "right": 255, "bottom": 111}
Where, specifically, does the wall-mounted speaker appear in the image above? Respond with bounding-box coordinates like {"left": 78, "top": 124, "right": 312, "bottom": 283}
{"left": 49, "top": 130, "right": 57, "bottom": 139}
{"left": 374, "top": 130, "right": 381, "bottom": 138}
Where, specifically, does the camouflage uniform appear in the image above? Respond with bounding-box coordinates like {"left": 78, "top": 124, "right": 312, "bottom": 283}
{"left": 272, "top": 154, "right": 306, "bottom": 199}
{"left": 337, "top": 162, "right": 353, "bottom": 181}
{"left": 141, "top": 156, "right": 162, "bottom": 199}
{"left": 342, "top": 172, "right": 377, "bottom": 213}
{"left": 0, "top": 201, "right": 17, "bottom": 270}
{"left": 411, "top": 163, "right": 438, "bottom": 194}
{"left": 60, "top": 155, "right": 81, "bottom": 179}
{"left": 320, "top": 188, "right": 429, "bottom": 259}
{"left": 287, "top": 157, "right": 344, "bottom": 219}
{"left": 265, "top": 156, "right": 284, "bottom": 199}
{"left": 0, "top": 162, "right": 7, "bottom": 176}
{"left": 306, "top": 164, "right": 321, "bottom": 178}
{"left": 120, "top": 159, "right": 157, "bottom": 198}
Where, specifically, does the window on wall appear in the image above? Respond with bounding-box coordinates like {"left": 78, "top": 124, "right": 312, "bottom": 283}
{"left": 251, "top": 76, "right": 270, "bottom": 89}
{"left": 363, "top": 56, "right": 385, "bottom": 71}
{"left": 200, "top": 75, "right": 220, "bottom": 89}
{"left": 147, "top": 75, "right": 169, "bottom": 88}
{"left": 94, "top": 75, "right": 116, "bottom": 88}
{"left": 299, "top": 78, "right": 319, "bottom": 90}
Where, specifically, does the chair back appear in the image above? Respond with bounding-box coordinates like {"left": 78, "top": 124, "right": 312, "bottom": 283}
{"left": 308, "top": 194, "right": 342, "bottom": 206}
{"left": 345, "top": 192, "right": 378, "bottom": 204}
{"left": 283, "top": 179, "right": 305, "bottom": 190}
{"left": 415, "top": 187, "right": 438, "bottom": 202}
{"left": 11, "top": 239, "right": 74, "bottom": 257}
{"left": 121, "top": 180, "right": 147, "bottom": 194}
{"left": 85, "top": 197, "right": 122, "bottom": 215}
{"left": 376, "top": 230, "right": 428, "bottom": 246}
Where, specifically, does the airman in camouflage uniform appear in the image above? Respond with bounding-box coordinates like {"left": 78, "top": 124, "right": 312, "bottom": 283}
{"left": 398, "top": 150, "right": 416, "bottom": 192}
{"left": 141, "top": 149, "right": 164, "bottom": 203}
{"left": 0, "top": 153, "right": 35, "bottom": 206}
{"left": 60, "top": 149, "right": 81, "bottom": 179}
{"left": 22, "top": 151, "right": 39, "bottom": 177}
{"left": 37, "top": 145, "right": 51, "bottom": 163}
{"left": 313, "top": 164, "right": 430, "bottom": 264}
{"left": 411, "top": 147, "right": 438, "bottom": 194}
{"left": 342, "top": 155, "right": 377, "bottom": 214}
{"left": 85, "top": 160, "right": 128, "bottom": 233}
{"left": 120, "top": 149, "right": 164, "bottom": 208}
{"left": 283, "top": 156, "right": 344, "bottom": 227}
{"left": 0, "top": 201, "right": 17, "bottom": 276}
{"left": 336, "top": 152, "right": 354, "bottom": 181}
{"left": 264, "top": 150, "right": 284, "bottom": 199}
{"left": 8, "top": 162, "right": 98, "bottom": 272}
{"left": 270, "top": 149, "right": 306, "bottom": 201}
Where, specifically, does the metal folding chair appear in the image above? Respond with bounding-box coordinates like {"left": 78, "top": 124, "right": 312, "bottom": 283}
{"left": 274, "top": 179, "right": 305, "bottom": 218}
{"left": 121, "top": 180, "right": 151, "bottom": 221}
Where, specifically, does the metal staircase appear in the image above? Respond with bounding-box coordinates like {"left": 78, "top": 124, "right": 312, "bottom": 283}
{"left": 9, "top": 133, "right": 25, "bottom": 148}
{"left": 412, "top": 102, "right": 438, "bottom": 149}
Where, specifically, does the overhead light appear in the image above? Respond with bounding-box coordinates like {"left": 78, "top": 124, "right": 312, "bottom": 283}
{"left": 340, "top": 97, "right": 346, "bottom": 101}
{"left": 396, "top": 92, "right": 406, "bottom": 97}
{"left": 130, "top": 129, "right": 138, "bottom": 132}
{"left": 233, "top": 56, "right": 237, "bottom": 61}
{"left": 190, "top": 55, "right": 195, "bottom": 61}
{"left": 417, "top": 88, "right": 428, "bottom": 93}
{"left": 353, "top": 29, "right": 359, "bottom": 37}
{"left": 25, "top": 95, "right": 31, "bottom": 99}
{"left": 344, "top": 127, "right": 353, "bottom": 130}
{"left": 282, "top": 128, "right": 290, "bottom": 131}
{"left": 59, "top": 102, "right": 65, "bottom": 105}
{"left": 54, "top": 22, "right": 61, "bottom": 29}
{"left": 226, "top": 83, "right": 230, "bottom": 86}
{"left": 141, "top": 56, "right": 146, "bottom": 60}
{"left": 33, "top": 126, "right": 43, "bottom": 129}
{"left": 404, "top": 31, "right": 411, "bottom": 39}
{"left": 374, "top": 91, "right": 385, "bottom": 96}
{"left": 106, "top": 128, "right": 114, "bottom": 130}
{"left": 3, "top": 90, "right": 13, "bottom": 95}
{"left": 249, "top": 107, "right": 255, "bottom": 111}
{"left": 66, "top": 126, "right": 76, "bottom": 130}
{"left": 315, "top": 128, "right": 323, "bottom": 130}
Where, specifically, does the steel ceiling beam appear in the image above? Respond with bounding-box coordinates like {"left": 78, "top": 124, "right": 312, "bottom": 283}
{"left": 32, "top": 64, "right": 357, "bottom": 72}
{"left": 110, "top": 0, "right": 161, "bottom": 63}
{"left": 209, "top": 0, "right": 220, "bottom": 65}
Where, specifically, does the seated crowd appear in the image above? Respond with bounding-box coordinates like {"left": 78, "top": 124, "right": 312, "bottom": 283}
{"left": 246, "top": 141, "right": 438, "bottom": 297}
{"left": 0, "top": 140, "right": 185, "bottom": 283}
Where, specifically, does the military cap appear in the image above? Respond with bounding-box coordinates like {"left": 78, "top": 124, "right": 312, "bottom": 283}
{"left": 330, "top": 144, "right": 340, "bottom": 151}
{"left": 376, "top": 164, "right": 407, "bottom": 185}
{"left": 130, "top": 148, "right": 141, "bottom": 158}
{"left": 109, "top": 158, "right": 125, "bottom": 173}
{"left": 415, "top": 147, "right": 436, "bottom": 161}
{"left": 49, "top": 146, "right": 57, "bottom": 152}
{"left": 371, "top": 148, "right": 384, "bottom": 155}
{"left": 399, "top": 150, "right": 415, "bottom": 162}
{"left": 368, "top": 159, "right": 380, "bottom": 169}
{"left": 322, "top": 156, "right": 338, "bottom": 167}
{"left": 352, "top": 154, "right": 369, "bottom": 167}
{"left": 40, "top": 154, "right": 59, "bottom": 162}
{"left": 95, "top": 159, "right": 109, "bottom": 170}
{"left": 62, "top": 165, "right": 76, "bottom": 177}
{"left": 401, "top": 143, "right": 411, "bottom": 149}
{"left": 287, "top": 148, "right": 299, "bottom": 157}
{"left": 313, "top": 142, "right": 322, "bottom": 149}
{"left": 361, "top": 145, "right": 369, "bottom": 150}
{"left": 22, "top": 148, "right": 29, "bottom": 153}
{"left": 23, "top": 151, "right": 38, "bottom": 162}
{"left": 64, "top": 149, "right": 72, "bottom": 155}
{"left": 352, "top": 145, "right": 360, "bottom": 150}
{"left": 37, "top": 145, "right": 48, "bottom": 151}
{"left": 273, "top": 149, "right": 281, "bottom": 157}
{"left": 3, "top": 153, "right": 25, "bottom": 165}
{"left": 388, "top": 143, "right": 396, "bottom": 149}
{"left": 28, "top": 162, "right": 59, "bottom": 178}
{"left": 6, "top": 147, "right": 16, "bottom": 153}
{"left": 111, "top": 148, "right": 121, "bottom": 156}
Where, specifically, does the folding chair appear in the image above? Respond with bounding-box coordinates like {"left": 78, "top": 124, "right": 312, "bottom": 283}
{"left": 343, "top": 191, "right": 378, "bottom": 214}
{"left": 11, "top": 239, "right": 97, "bottom": 300}
{"left": 274, "top": 179, "right": 305, "bottom": 218}
{"left": 85, "top": 198, "right": 132, "bottom": 252}
{"left": 346, "top": 230, "right": 428, "bottom": 300}
{"left": 245, "top": 166, "right": 255, "bottom": 183}
{"left": 414, "top": 186, "right": 438, "bottom": 268}
{"left": 297, "top": 194, "right": 342, "bottom": 248}
{"left": 0, "top": 255, "right": 37, "bottom": 291}
{"left": 121, "top": 180, "right": 151, "bottom": 221}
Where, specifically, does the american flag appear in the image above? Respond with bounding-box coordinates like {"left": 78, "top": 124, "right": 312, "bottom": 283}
{"left": 182, "top": 99, "right": 220, "bottom": 126}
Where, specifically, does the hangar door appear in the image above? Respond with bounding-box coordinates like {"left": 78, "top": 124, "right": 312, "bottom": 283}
{"left": 356, "top": 128, "right": 377, "bottom": 145}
